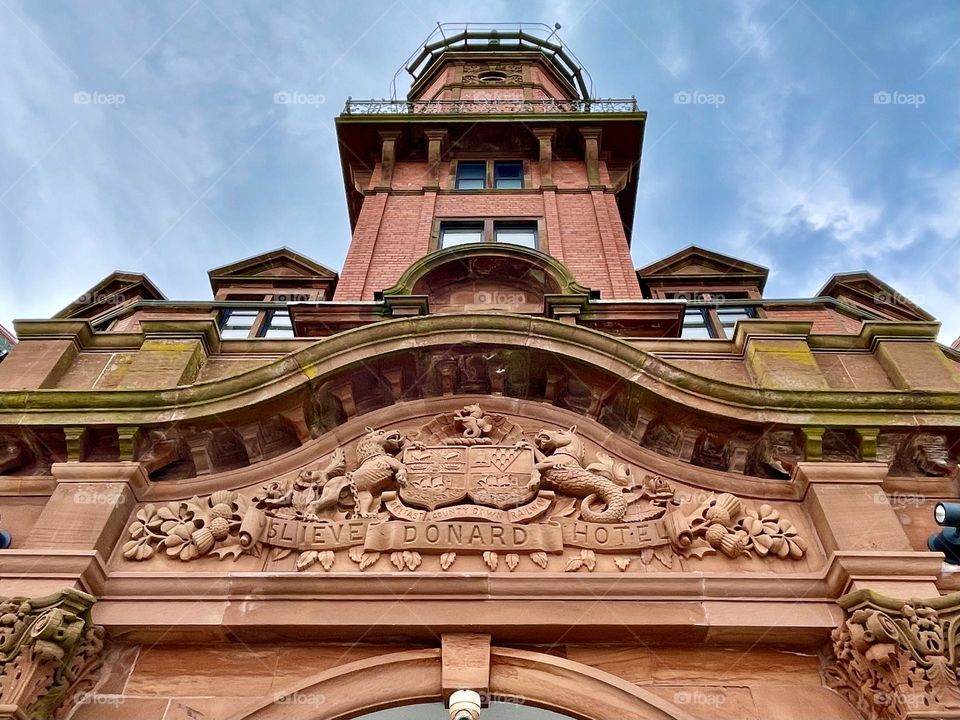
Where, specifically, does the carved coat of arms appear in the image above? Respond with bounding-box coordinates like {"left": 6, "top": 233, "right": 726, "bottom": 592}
{"left": 400, "top": 444, "right": 539, "bottom": 510}
{"left": 122, "top": 403, "right": 810, "bottom": 574}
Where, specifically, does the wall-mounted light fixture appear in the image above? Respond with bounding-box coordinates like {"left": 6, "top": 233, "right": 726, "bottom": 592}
{"left": 928, "top": 502, "right": 960, "bottom": 564}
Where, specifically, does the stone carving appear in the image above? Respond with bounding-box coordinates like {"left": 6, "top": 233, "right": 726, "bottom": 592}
{"left": 824, "top": 591, "right": 960, "bottom": 720}
{"left": 122, "top": 406, "right": 810, "bottom": 573}
{"left": 750, "top": 429, "right": 801, "bottom": 479}
{"left": 0, "top": 432, "right": 32, "bottom": 474}
{"left": 449, "top": 404, "right": 493, "bottom": 443}
{"left": 262, "top": 426, "right": 411, "bottom": 520}
{"left": 122, "top": 489, "right": 248, "bottom": 561}
{"left": 689, "top": 494, "right": 807, "bottom": 559}
{"left": 259, "top": 448, "right": 347, "bottom": 519}
{"left": 462, "top": 62, "right": 524, "bottom": 86}
{"left": 529, "top": 426, "right": 630, "bottom": 523}
{"left": 0, "top": 588, "right": 105, "bottom": 720}
{"left": 907, "top": 433, "right": 954, "bottom": 476}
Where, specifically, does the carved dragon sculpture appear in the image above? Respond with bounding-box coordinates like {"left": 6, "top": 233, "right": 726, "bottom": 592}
{"left": 529, "top": 426, "right": 630, "bottom": 523}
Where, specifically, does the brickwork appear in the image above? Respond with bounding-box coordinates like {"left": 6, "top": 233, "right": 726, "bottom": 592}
{"left": 334, "top": 158, "right": 642, "bottom": 300}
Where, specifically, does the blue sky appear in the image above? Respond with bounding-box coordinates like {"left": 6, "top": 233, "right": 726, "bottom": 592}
{"left": 0, "top": 1, "right": 958, "bottom": 340}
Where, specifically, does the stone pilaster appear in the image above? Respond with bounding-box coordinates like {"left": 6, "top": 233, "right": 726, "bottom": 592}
{"left": 6, "top": 463, "right": 149, "bottom": 596}
{"left": 579, "top": 128, "right": 602, "bottom": 187}
{"left": 797, "top": 462, "right": 942, "bottom": 598}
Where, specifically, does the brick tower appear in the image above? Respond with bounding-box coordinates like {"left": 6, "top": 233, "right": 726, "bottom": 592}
{"left": 333, "top": 24, "right": 645, "bottom": 306}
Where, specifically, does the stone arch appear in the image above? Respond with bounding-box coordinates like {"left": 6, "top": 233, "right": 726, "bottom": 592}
{"left": 381, "top": 244, "right": 592, "bottom": 314}
{"left": 224, "top": 646, "right": 698, "bottom": 720}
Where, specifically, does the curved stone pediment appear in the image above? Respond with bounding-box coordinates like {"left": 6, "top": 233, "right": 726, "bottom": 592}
{"left": 117, "top": 403, "right": 821, "bottom": 579}
{"left": 2, "top": 315, "right": 958, "bottom": 487}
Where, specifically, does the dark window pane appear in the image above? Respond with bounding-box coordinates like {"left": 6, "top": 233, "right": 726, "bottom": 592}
{"left": 494, "top": 161, "right": 523, "bottom": 189}
{"left": 440, "top": 222, "right": 484, "bottom": 247}
{"left": 456, "top": 162, "right": 486, "bottom": 189}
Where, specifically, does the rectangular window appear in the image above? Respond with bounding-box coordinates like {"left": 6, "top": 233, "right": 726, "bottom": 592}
{"left": 260, "top": 310, "right": 294, "bottom": 338}
{"left": 220, "top": 309, "right": 258, "bottom": 339}
{"left": 455, "top": 161, "right": 486, "bottom": 190}
{"left": 716, "top": 306, "right": 754, "bottom": 337}
{"left": 439, "top": 221, "right": 485, "bottom": 248}
{"left": 681, "top": 308, "right": 713, "bottom": 339}
{"left": 494, "top": 221, "right": 538, "bottom": 249}
{"left": 494, "top": 161, "right": 523, "bottom": 189}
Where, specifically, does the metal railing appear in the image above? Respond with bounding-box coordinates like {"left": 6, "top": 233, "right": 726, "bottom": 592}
{"left": 342, "top": 97, "right": 639, "bottom": 115}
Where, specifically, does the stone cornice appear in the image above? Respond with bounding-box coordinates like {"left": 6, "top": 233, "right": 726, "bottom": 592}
{"left": 0, "top": 314, "right": 958, "bottom": 426}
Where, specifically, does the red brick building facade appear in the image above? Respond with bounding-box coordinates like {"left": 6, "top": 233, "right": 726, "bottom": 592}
{"left": 2, "top": 24, "right": 960, "bottom": 720}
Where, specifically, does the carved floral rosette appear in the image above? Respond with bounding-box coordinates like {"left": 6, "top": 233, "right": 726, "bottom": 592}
{"left": 0, "top": 589, "right": 105, "bottom": 720}
{"left": 120, "top": 407, "right": 810, "bottom": 573}
{"left": 824, "top": 590, "right": 960, "bottom": 720}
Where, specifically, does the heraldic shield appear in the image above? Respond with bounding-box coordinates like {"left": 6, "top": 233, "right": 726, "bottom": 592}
{"left": 400, "top": 445, "right": 539, "bottom": 511}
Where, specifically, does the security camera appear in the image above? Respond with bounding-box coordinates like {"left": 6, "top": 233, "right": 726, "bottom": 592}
{"left": 448, "top": 689, "right": 481, "bottom": 720}
{"left": 928, "top": 502, "right": 960, "bottom": 564}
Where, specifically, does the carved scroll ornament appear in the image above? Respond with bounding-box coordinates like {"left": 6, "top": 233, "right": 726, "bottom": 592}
{"left": 122, "top": 406, "right": 809, "bottom": 573}
{"left": 0, "top": 589, "right": 104, "bottom": 720}
{"left": 824, "top": 591, "right": 960, "bottom": 720}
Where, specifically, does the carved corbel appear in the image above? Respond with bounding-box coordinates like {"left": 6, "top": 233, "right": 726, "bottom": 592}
{"left": 531, "top": 127, "right": 556, "bottom": 188}
{"left": 376, "top": 130, "right": 402, "bottom": 190}
{"left": 579, "top": 128, "right": 603, "bottom": 187}
{"left": 184, "top": 427, "right": 249, "bottom": 476}
{"left": 0, "top": 588, "right": 105, "bottom": 720}
{"left": 907, "top": 433, "right": 954, "bottom": 477}
{"left": 424, "top": 129, "right": 447, "bottom": 189}
{"left": 435, "top": 356, "right": 458, "bottom": 396}
{"left": 824, "top": 590, "right": 960, "bottom": 720}
{"left": 135, "top": 428, "right": 192, "bottom": 478}
{"left": 0, "top": 432, "right": 33, "bottom": 475}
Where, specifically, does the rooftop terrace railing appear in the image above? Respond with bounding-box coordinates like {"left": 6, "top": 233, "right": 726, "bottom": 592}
{"left": 342, "top": 97, "right": 640, "bottom": 115}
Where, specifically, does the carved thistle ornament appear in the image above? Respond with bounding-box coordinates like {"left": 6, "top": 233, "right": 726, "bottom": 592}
{"left": 0, "top": 589, "right": 104, "bottom": 720}
{"left": 122, "top": 406, "right": 809, "bottom": 573}
{"left": 824, "top": 591, "right": 960, "bottom": 720}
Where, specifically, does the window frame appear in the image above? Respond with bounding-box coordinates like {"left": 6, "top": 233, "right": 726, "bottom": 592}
{"left": 493, "top": 220, "right": 538, "bottom": 249}
{"left": 433, "top": 217, "right": 547, "bottom": 252}
{"left": 259, "top": 309, "right": 295, "bottom": 339}
{"left": 438, "top": 220, "right": 486, "bottom": 249}
{"left": 681, "top": 304, "right": 758, "bottom": 339}
{"left": 451, "top": 160, "right": 528, "bottom": 191}
{"left": 219, "top": 308, "right": 261, "bottom": 339}
{"left": 493, "top": 160, "right": 524, "bottom": 189}
{"left": 454, "top": 161, "right": 487, "bottom": 190}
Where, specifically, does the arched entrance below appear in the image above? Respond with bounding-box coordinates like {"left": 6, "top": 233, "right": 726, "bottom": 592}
{"left": 360, "top": 702, "right": 573, "bottom": 718}
{"left": 225, "top": 647, "right": 698, "bottom": 720}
